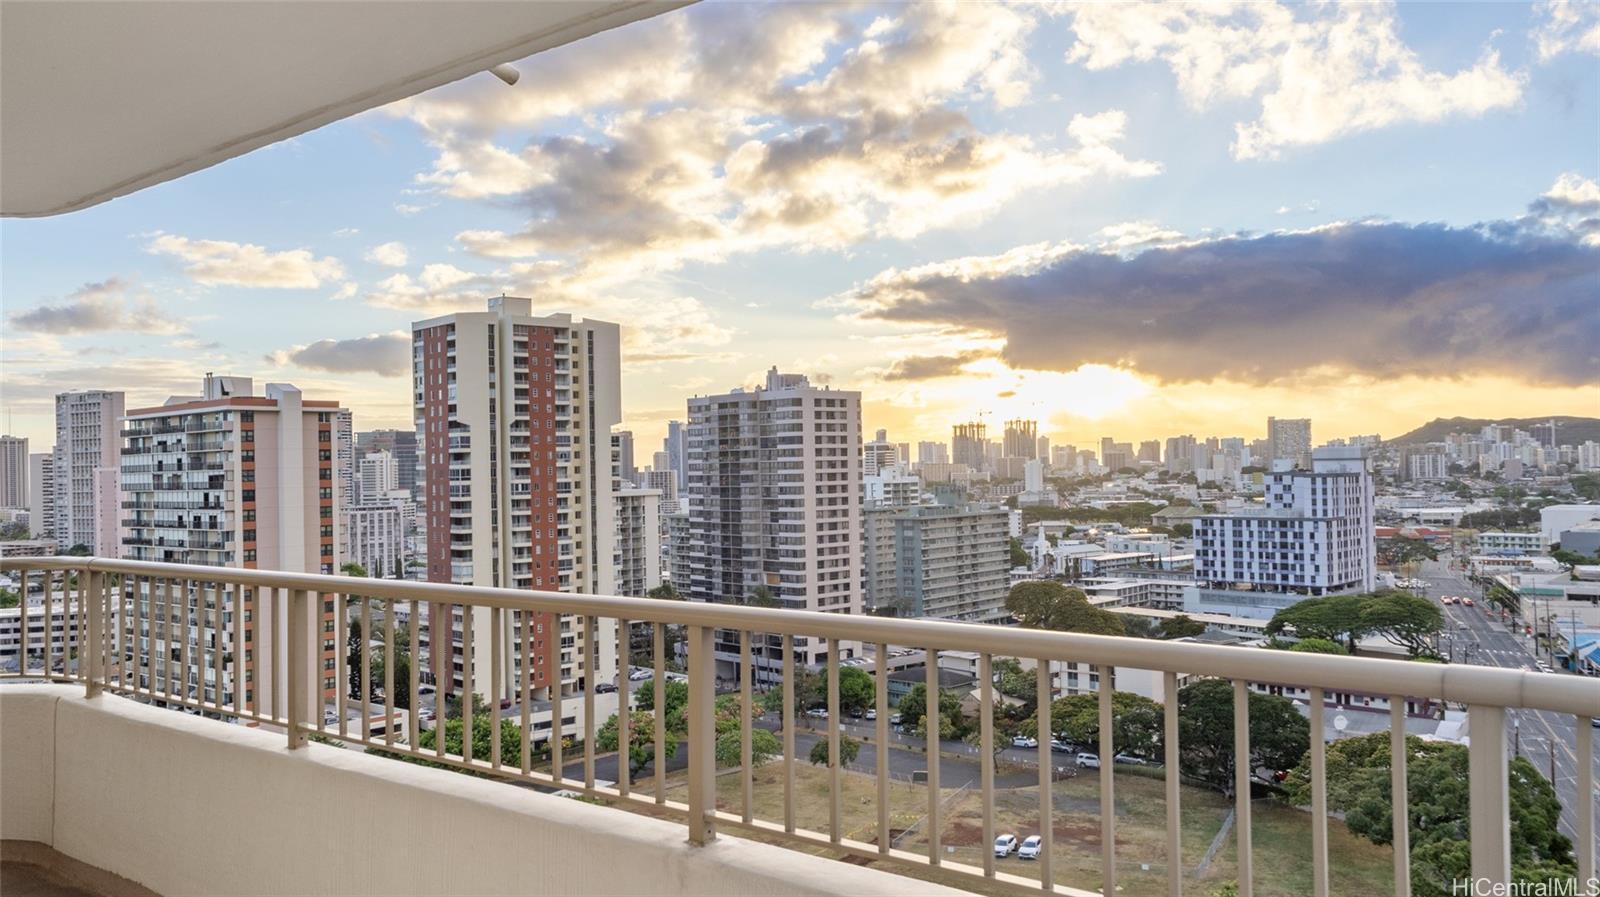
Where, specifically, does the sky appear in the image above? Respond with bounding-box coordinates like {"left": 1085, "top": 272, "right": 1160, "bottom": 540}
{"left": 3, "top": 0, "right": 1598, "bottom": 456}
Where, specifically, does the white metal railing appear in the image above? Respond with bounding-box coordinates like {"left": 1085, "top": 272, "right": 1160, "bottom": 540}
{"left": 1, "top": 556, "right": 1594, "bottom": 897}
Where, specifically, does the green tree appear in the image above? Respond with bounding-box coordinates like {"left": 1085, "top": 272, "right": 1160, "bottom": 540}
{"left": 1005, "top": 581, "right": 1125, "bottom": 635}
{"left": 760, "top": 668, "right": 821, "bottom": 720}
{"left": 64, "top": 543, "right": 91, "bottom": 557}
{"left": 1159, "top": 615, "right": 1207, "bottom": 639}
{"left": 0, "top": 587, "right": 18, "bottom": 609}
{"left": 991, "top": 657, "right": 1038, "bottom": 705}
{"left": 636, "top": 678, "right": 689, "bottom": 734}
{"left": 414, "top": 712, "right": 525, "bottom": 774}
{"left": 1285, "top": 638, "right": 1348, "bottom": 655}
{"left": 897, "top": 683, "right": 969, "bottom": 740}
{"left": 808, "top": 735, "right": 861, "bottom": 767}
{"left": 1357, "top": 592, "right": 1444, "bottom": 658}
{"left": 1008, "top": 537, "right": 1031, "bottom": 568}
{"left": 340, "top": 562, "right": 369, "bottom": 578}
{"left": 1266, "top": 593, "right": 1370, "bottom": 649}
{"left": 716, "top": 728, "right": 781, "bottom": 768}
{"left": 597, "top": 709, "right": 677, "bottom": 778}
{"left": 831, "top": 665, "right": 876, "bottom": 715}
{"left": 1282, "top": 732, "right": 1573, "bottom": 896}
{"left": 646, "top": 583, "right": 682, "bottom": 600}
{"left": 1039, "top": 692, "right": 1163, "bottom": 757}
{"left": 745, "top": 584, "right": 779, "bottom": 608}
{"left": 1177, "top": 679, "right": 1309, "bottom": 793}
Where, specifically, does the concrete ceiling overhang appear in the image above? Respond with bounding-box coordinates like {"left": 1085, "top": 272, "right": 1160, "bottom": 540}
{"left": 0, "top": 0, "right": 687, "bottom": 217}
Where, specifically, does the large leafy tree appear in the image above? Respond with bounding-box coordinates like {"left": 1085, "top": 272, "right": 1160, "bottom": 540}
{"left": 1039, "top": 692, "right": 1163, "bottom": 758}
{"left": 1159, "top": 615, "right": 1207, "bottom": 639}
{"left": 1357, "top": 592, "right": 1444, "bottom": 658}
{"left": 596, "top": 709, "right": 676, "bottom": 778}
{"left": 896, "top": 683, "right": 970, "bottom": 740}
{"left": 1282, "top": 732, "right": 1573, "bottom": 896}
{"left": 1266, "top": 593, "right": 1369, "bottom": 647}
{"left": 414, "top": 712, "right": 525, "bottom": 774}
{"left": 1005, "top": 581, "right": 1125, "bottom": 636}
{"left": 1176, "top": 679, "right": 1308, "bottom": 793}
{"left": 808, "top": 735, "right": 861, "bottom": 767}
{"left": 1285, "top": 638, "right": 1348, "bottom": 655}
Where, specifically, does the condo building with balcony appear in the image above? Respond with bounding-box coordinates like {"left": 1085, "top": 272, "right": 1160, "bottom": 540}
{"left": 119, "top": 374, "right": 343, "bottom": 708}
{"left": 53, "top": 390, "right": 125, "bottom": 553}
{"left": 412, "top": 298, "right": 621, "bottom": 700}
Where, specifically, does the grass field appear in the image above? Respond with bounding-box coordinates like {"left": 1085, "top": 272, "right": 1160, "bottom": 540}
{"left": 657, "top": 760, "right": 1393, "bottom": 897}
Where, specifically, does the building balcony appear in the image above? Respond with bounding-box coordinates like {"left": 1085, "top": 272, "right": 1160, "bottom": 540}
{"left": 0, "top": 555, "right": 1594, "bottom": 897}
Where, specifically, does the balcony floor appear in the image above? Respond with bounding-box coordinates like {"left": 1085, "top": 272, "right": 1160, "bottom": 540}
{"left": 2, "top": 862, "right": 100, "bottom": 897}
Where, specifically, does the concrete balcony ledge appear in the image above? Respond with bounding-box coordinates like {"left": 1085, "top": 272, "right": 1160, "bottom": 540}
{"left": 1, "top": 684, "right": 967, "bottom": 897}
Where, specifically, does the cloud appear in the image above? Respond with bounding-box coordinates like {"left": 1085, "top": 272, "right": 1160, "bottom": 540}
{"left": 363, "top": 263, "right": 500, "bottom": 311}
{"left": 364, "top": 241, "right": 409, "bottom": 267}
{"left": 9, "top": 278, "right": 184, "bottom": 334}
{"left": 146, "top": 234, "right": 345, "bottom": 288}
{"left": 1063, "top": 2, "right": 1525, "bottom": 159}
{"left": 392, "top": 4, "right": 1157, "bottom": 283}
{"left": 332, "top": 227, "right": 361, "bottom": 237}
{"left": 832, "top": 206, "right": 1600, "bottom": 387}
{"left": 882, "top": 350, "right": 991, "bottom": 381}
{"left": 1533, "top": 0, "right": 1600, "bottom": 60}
{"left": 1524, "top": 172, "right": 1600, "bottom": 247}
{"left": 267, "top": 331, "right": 411, "bottom": 377}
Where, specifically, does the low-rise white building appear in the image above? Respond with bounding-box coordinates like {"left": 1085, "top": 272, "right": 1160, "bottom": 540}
{"left": 1475, "top": 531, "right": 1546, "bottom": 557}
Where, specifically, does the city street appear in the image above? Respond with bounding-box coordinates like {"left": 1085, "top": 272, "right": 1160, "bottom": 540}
{"left": 1419, "top": 558, "right": 1597, "bottom": 846}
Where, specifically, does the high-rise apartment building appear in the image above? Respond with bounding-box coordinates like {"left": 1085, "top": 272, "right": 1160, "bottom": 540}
{"left": 357, "top": 450, "right": 398, "bottom": 504}
{"left": 1137, "top": 440, "right": 1161, "bottom": 464}
{"left": 685, "top": 368, "right": 862, "bottom": 676}
{"left": 412, "top": 297, "right": 620, "bottom": 701}
{"left": 0, "top": 436, "right": 27, "bottom": 509}
{"left": 92, "top": 466, "right": 119, "bottom": 557}
{"left": 917, "top": 441, "right": 949, "bottom": 465}
{"left": 1194, "top": 446, "right": 1374, "bottom": 596}
{"left": 28, "top": 453, "right": 54, "bottom": 542}
{"left": 863, "top": 429, "right": 899, "bottom": 476}
{"left": 356, "top": 429, "right": 419, "bottom": 497}
{"left": 120, "top": 375, "right": 344, "bottom": 709}
{"left": 54, "top": 389, "right": 124, "bottom": 552}
{"left": 334, "top": 409, "right": 355, "bottom": 510}
{"left": 1266, "top": 417, "right": 1313, "bottom": 466}
{"left": 614, "top": 430, "right": 637, "bottom": 484}
{"left": 614, "top": 488, "right": 661, "bottom": 598}
{"left": 1036, "top": 435, "right": 1050, "bottom": 463}
{"left": 1002, "top": 420, "right": 1037, "bottom": 459}
{"left": 345, "top": 502, "right": 409, "bottom": 578}
{"left": 662, "top": 420, "right": 687, "bottom": 491}
{"left": 952, "top": 422, "right": 986, "bottom": 472}
{"left": 866, "top": 499, "right": 1010, "bottom": 624}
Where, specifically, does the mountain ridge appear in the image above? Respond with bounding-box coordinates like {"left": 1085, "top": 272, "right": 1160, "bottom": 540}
{"left": 1389, "top": 416, "right": 1600, "bottom": 446}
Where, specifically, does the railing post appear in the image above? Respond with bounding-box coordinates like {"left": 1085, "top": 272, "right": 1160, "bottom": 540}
{"left": 286, "top": 588, "right": 308, "bottom": 749}
{"left": 1466, "top": 704, "right": 1510, "bottom": 884}
{"left": 686, "top": 624, "right": 716, "bottom": 845}
{"left": 84, "top": 569, "right": 104, "bottom": 697}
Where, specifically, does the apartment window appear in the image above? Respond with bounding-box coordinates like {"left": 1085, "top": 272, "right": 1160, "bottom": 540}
{"left": 241, "top": 412, "right": 254, "bottom": 422}
{"left": 318, "top": 487, "right": 332, "bottom": 499}
{"left": 242, "top": 509, "right": 255, "bottom": 522}
{"left": 240, "top": 450, "right": 254, "bottom": 462}
{"left": 241, "top": 429, "right": 254, "bottom": 443}
{"left": 241, "top": 470, "right": 254, "bottom": 483}
{"left": 243, "top": 549, "right": 256, "bottom": 562}
{"left": 242, "top": 529, "right": 256, "bottom": 542}
{"left": 318, "top": 449, "right": 331, "bottom": 461}
{"left": 241, "top": 490, "right": 256, "bottom": 502}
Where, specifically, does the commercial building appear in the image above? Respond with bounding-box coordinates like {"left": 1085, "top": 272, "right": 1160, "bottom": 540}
{"left": 1266, "top": 416, "right": 1312, "bottom": 466}
{"left": 120, "top": 374, "right": 344, "bottom": 708}
{"left": 1194, "top": 445, "right": 1375, "bottom": 598}
{"left": 412, "top": 297, "right": 620, "bottom": 700}
{"left": 356, "top": 429, "right": 419, "bottom": 497}
{"left": 0, "top": 435, "right": 27, "bottom": 509}
{"left": 1476, "top": 531, "right": 1547, "bottom": 557}
{"left": 1540, "top": 504, "right": 1600, "bottom": 548}
{"left": 54, "top": 389, "right": 125, "bottom": 552}
{"left": 684, "top": 368, "right": 862, "bottom": 674}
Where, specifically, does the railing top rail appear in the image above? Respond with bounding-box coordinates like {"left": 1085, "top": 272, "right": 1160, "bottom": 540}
{"left": 4, "top": 556, "right": 1594, "bottom": 716}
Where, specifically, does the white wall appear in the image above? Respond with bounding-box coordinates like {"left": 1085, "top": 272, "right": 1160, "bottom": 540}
{"left": 2, "top": 685, "right": 962, "bottom": 897}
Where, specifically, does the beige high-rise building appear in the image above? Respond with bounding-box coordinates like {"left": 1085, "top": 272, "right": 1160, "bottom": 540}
{"left": 120, "top": 375, "right": 344, "bottom": 709}
{"left": 54, "top": 389, "right": 125, "bottom": 552}
{"left": 684, "top": 368, "right": 862, "bottom": 679}
{"left": 28, "top": 453, "right": 54, "bottom": 542}
{"left": 0, "top": 435, "right": 28, "bottom": 509}
{"left": 412, "top": 297, "right": 620, "bottom": 701}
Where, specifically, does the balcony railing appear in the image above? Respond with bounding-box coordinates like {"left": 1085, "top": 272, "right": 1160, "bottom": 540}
{"left": 0, "top": 555, "right": 1594, "bottom": 897}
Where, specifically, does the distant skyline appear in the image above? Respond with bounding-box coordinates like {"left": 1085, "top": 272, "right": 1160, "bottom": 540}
{"left": 3, "top": 2, "right": 1597, "bottom": 452}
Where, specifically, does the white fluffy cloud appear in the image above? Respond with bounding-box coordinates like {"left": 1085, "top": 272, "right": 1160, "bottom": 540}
{"left": 1063, "top": 1, "right": 1525, "bottom": 160}
{"left": 146, "top": 234, "right": 345, "bottom": 288}
{"left": 391, "top": 4, "right": 1158, "bottom": 283}
{"left": 1533, "top": 0, "right": 1600, "bottom": 60}
{"left": 363, "top": 241, "right": 409, "bottom": 267}
{"left": 9, "top": 278, "right": 184, "bottom": 334}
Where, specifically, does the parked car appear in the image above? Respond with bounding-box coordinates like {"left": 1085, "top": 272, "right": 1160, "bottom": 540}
{"left": 595, "top": 682, "right": 617, "bottom": 694}
{"left": 1050, "top": 739, "right": 1071, "bottom": 753}
{"left": 1114, "top": 753, "right": 1149, "bottom": 766}
{"left": 864, "top": 708, "right": 877, "bottom": 720}
{"left": 1076, "top": 753, "right": 1100, "bottom": 769}
{"left": 805, "top": 707, "right": 828, "bottom": 719}
{"left": 1012, "top": 735, "right": 1038, "bottom": 749}
{"left": 889, "top": 713, "right": 903, "bottom": 725}
{"left": 994, "top": 834, "right": 1019, "bottom": 857}
{"left": 1018, "top": 835, "right": 1043, "bottom": 860}
{"left": 628, "top": 668, "right": 654, "bottom": 681}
